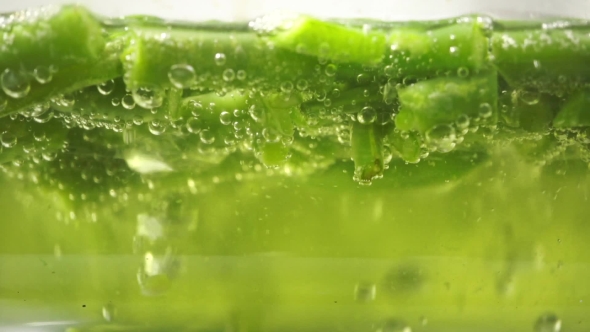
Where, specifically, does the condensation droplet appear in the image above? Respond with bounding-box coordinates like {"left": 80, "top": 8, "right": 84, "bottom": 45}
{"left": 168, "top": 64, "right": 196, "bottom": 88}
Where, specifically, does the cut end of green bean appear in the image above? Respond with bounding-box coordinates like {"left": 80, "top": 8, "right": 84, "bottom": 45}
{"left": 351, "top": 122, "right": 384, "bottom": 185}
{"left": 261, "top": 15, "right": 387, "bottom": 65}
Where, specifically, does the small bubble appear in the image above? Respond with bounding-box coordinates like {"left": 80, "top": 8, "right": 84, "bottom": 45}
{"left": 111, "top": 98, "right": 120, "bottom": 106}
{"left": 185, "top": 117, "right": 202, "bottom": 134}
{"left": 214, "top": 53, "right": 227, "bottom": 66}
{"left": 222, "top": 68, "right": 236, "bottom": 82}
{"left": 168, "top": 64, "right": 196, "bottom": 88}
{"left": 33, "top": 66, "right": 52, "bottom": 84}
{"left": 122, "top": 94, "right": 136, "bottom": 109}
{"left": 1, "top": 68, "right": 30, "bottom": 98}
{"left": 102, "top": 303, "right": 116, "bottom": 322}
{"left": 33, "top": 130, "right": 46, "bottom": 142}
{"left": 534, "top": 313, "right": 561, "bottom": 332}
{"left": 1, "top": 132, "right": 17, "bottom": 148}
{"left": 533, "top": 60, "right": 542, "bottom": 69}
{"left": 456, "top": 114, "right": 470, "bottom": 129}
{"left": 236, "top": 70, "right": 247, "bottom": 80}
{"left": 199, "top": 129, "right": 215, "bottom": 144}
{"left": 519, "top": 90, "right": 540, "bottom": 105}
{"left": 357, "top": 106, "right": 377, "bottom": 124}
{"left": 249, "top": 105, "right": 264, "bottom": 122}
{"left": 325, "top": 64, "right": 337, "bottom": 77}
{"left": 219, "top": 111, "right": 232, "bottom": 125}
{"left": 262, "top": 128, "right": 280, "bottom": 142}
{"left": 280, "top": 81, "right": 294, "bottom": 93}
{"left": 426, "top": 124, "right": 456, "bottom": 153}
{"left": 402, "top": 76, "right": 418, "bottom": 85}
{"left": 58, "top": 94, "right": 75, "bottom": 108}
{"left": 296, "top": 79, "right": 308, "bottom": 91}
{"left": 132, "top": 87, "right": 163, "bottom": 109}
{"left": 34, "top": 110, "right": 54, "bottom": 123}
{"left": 354, "top": 282, "right": 376, "bottom": 302}
{"left": 478, "top": 103, "right": 493, "bottom": 118}
{"left": 42, "top": 151, "right": 57, "bottom": 161}
{"left": 97, "top": 79, "right": 115, "bottom": 95}
{"left": 449, "top": 46, "right": 459, "bottom": 55}
{"left": 384, "top": 65, "right": 396, "bottom": 77}
{"left": 457, "top": 67, "right": 469, "bottom": 77}
{"left": 187, "top": 100, "right": 203, "bottom": 116}
{"left": 148, "top": 120, "right": 166, "bottom": 135}
{"left": 133, "top": 115, "right": 144, "bottom": 125}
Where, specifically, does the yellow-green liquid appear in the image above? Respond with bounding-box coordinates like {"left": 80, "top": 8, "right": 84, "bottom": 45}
{"left": 0, "top": 145, "right": 588, "bottom": 331}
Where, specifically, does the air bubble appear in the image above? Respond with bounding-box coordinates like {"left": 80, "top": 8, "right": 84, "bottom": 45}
{"left": 168, "top": 64, "right": 196, "bottom": 88}
{"left": 132, "top": 87, "right": 163, "bottom": 109}
{"left": 457, "top": 67, "right": 469, "bottom": 77}
{"left": 1, "top": 68, "right": 30, "bottom": 98}
{"left": 534, "top": 313, "right": 561, "bottom": 332}
{"left": 357, "top": 106, "right": 376, "bottom": 124}
{"left": 223, "top": 68, "right": 236, "bottom": 82}
{"left": 296, "top": 79, "right": 308, "bottom": 91}
{"left": 33, "top": 66, "right": 52, "bottom": 84}
{"left": 122, "top": 94, "right": 136, "bottom": 109}
{"left": 325, "top": 64, "right": 337, "bottom": 77}
{"left": 249, "top": 105, "right": 264, "bottom": 122}
{"left": 236, "top": 70, "right": 247, "bottom": 80}
{"left": 519, "top": 90, "right": 540, "bottom": 105}
{"left": 1, "top": 132, "right": 17, "bottom": 148}
{"left": 219, "top": 111, "right": 232, "bottom": 125}
{"left": 214, "top": 53, "right": 227, "bottom": 66}
{"left": 262, "top": 128, "right": 280, "bottom": 142}
{"left": 148, "top": 120, "right": 166, "bottom": 135}
{"left": 199, "top": 129, "right": 215, "bottom": 144}
{"left": 456, "top": 114, "right": 470, "bottom": 129}
{"left": 280, "top": 81, "right": 294, "bottom": 93}
{"left": 478, "top": 103, "right": 493, "bottom": 118}
{"left": 426, "top": 124, "right": 456, "bottom": 153}
{"left": 97, "top": 79, "right": 115, "bottom": 95}
{"left": 111, "top": 98, "right": 120, "bottom": 106}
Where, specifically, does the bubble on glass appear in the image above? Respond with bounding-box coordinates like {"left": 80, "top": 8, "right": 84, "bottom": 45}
{"left": 325, "top": 63, "right": 337, "bottom": 77}
{"left": 97, "top": 79, "right": 115, "bottom": 95}
{"left": 33, "top": 66, "right": 52, "bottom": 84}
{"left": 478, "top": 103, "right": 493, "bottom": 118}
{"left": 357, "top": 106, "right": 377, "bottom": 124}
{"left": 1, "top": 68, "right": 30, "bottom": 98}
{"left": 133, "top": 87, "right": 163, "bottom": 109}
{"left": 122, "top": 94, "right": 136, "bottom": 109}
{"left": 354, "top": 282, "right": 376, "bottom": 302}
{"left": 168, "top": 64, "right": 196, "bottom": 88}
{"left": 534, "top": 313, "right": 561, "bottom": 332}
{"left": 223, "top": 68, "right": 236, "bottom": 82}
{"left": 1, "top": 132, "right": 17, "bottom": 148}
{"left": 214, "top": 53, "right": 227, "bottom": 66}
{"left": 296, "top": 79, "right": 309, "bottom": 91}
{"left": 148, "top": 120, "right": 166, "bottom": 135}
{"left": 219, "top": 111, "right": 232, "bottom": 125}
{"left": 200, "top": 129, "right": 215, "bottom": 144}
{"left": 426, "top": 124, "right": 456, "bottom": 153}
{"left": 236, "top": 70, "right": 247, "bottom": 81}
{"left": 457, "top": 67, "right": 469, "bottom": 78}
{"left": 111, "top": 98, "right": 120, "bottom": 106}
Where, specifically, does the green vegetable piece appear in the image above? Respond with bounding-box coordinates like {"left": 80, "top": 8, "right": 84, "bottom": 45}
{"left": 1, "top": 31, "right": 125, "bottom": 117}
{"left": 491, "top": 28, "right": 590, "bottom": 94}
{"left": 256, "top": 140, "right": 291, "bottom": 168}
{"left": 395, "top": 71, "right": 498, "bottom": 133}
{"left": 0, "top": 5, "right": 105, "bottom": 71}
{"left": 554, "top": 90, "right": 590, "bottom": 128}
{"left": 265, "top": 15, "right": 387, "bottom": 65}
{"left": 121, "top": 26, "right": 320, "bottom": 92}
{"left": 351, "top": 121, "right": 384, "bottom": 184}
{"left": 387, "top": 19, "right": 488, "bottom": 78}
